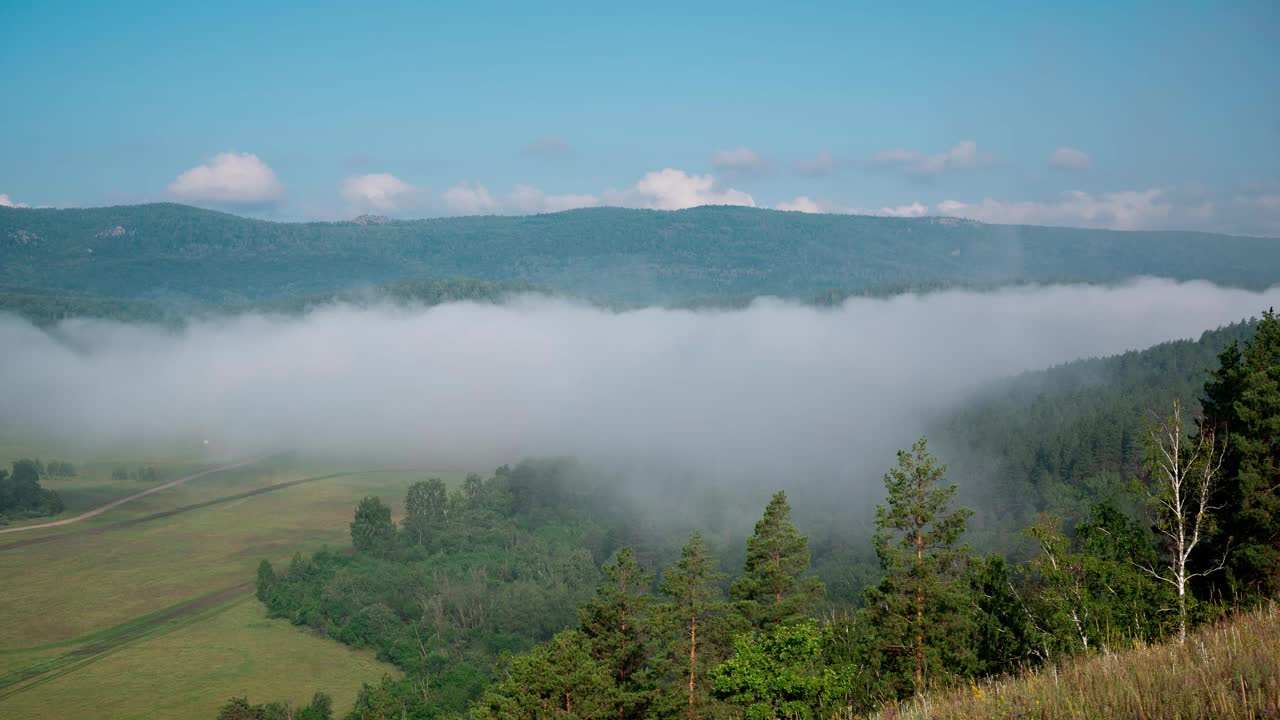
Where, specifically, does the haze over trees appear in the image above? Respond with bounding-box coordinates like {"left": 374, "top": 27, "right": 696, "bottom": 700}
{"left": 233, "top": 311, "right": 1280, "bottom": 719}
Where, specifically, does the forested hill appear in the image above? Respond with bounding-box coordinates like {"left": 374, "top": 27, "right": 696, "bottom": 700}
{"left": 936, "top": 319, "right": 1260, "bottom": 541}
{"left": 4, "top": 203, "right": 1279, "bottom": 303}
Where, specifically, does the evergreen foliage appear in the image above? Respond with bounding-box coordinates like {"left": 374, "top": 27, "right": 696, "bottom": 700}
{"left": 731, "top": 491, "right": 825, "bottom": 630}
{"left": 861, "top": 439, "right": 975, "bottom": 698}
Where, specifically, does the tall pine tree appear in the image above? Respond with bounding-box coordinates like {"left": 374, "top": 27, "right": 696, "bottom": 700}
{"left": 658, "top": 532, "right": 731, "bottom": 720}
{"left": 861, "top": 438, "right": 974, "bottom": 698}
{"left": 577, "top": 547, "right": 656, "bottom": 720}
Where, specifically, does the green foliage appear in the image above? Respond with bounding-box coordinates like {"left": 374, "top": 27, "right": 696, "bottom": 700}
{"left": 0, "top": 458, "right": 64, "bottom": 520}
{"left": 470, "top": 630, "right": 619, "bottom": 720}
{"left": 708, "top": 620, "right": 858, "bottom": 720}
{"left": 1017, "top": 505, "right": 1166, "bottom": 660}
{"left": 402, "top": 478, "right": 448, "bottom": 545}
{"left": 258, "top": 461, "right": 616, "bottom": 717}
{"left": 937, "top": 320, "right": 1260, "bottom": 546}
{"left": 731, "top": 491, "right": 825, "bottom": 630}
{"left": 862, "top": 438, "right": 976, "bottom": 698}
{"left": 1202, "top": 309, "right": 1280, "bottom": 599}
{"left": 656, "top": 531, "right": 735, "bottom": 719}
{"left": 215, "top": 692, "right": 333, "bottom": 720}
{"left": 256, "top": 559, "right": 276, "bottom": 602}
{"left": 576, "top": 547, "right": 657, "bottom": 720}
{"left": 349, "top": 496, "right": 394, "bottom": 556}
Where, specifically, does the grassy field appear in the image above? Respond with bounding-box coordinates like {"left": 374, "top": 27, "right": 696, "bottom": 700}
{"left": 876, "top": 604, "right": 1280, "bottom": 720}
{"left": 0, "top": 598, "right": 392, "bottom": 719}
{"left": 0, "top": 451, "right": 463, "bottom": 719}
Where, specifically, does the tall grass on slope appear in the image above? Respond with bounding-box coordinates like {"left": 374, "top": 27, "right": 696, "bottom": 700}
{"left": 876, "top": 604, "right": 1280, "bottom": 720}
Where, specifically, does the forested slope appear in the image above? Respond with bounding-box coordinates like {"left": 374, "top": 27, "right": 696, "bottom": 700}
{"left": 937, "top": 320, "right": 1261, "bottom": 543}
{"left": 5, "top": 203, "right": 1278, "bottom": 303}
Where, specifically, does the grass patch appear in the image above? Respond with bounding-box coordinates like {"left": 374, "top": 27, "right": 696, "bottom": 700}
{"left": 0, "top": 598, "right": 394, "bottom": 720}
{"left": 877, "top": 604, "right": 1280, "bottom": 720}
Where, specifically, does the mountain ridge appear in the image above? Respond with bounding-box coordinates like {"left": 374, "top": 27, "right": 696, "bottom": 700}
{"left": 4, "top": 202, "right": 1278, "bottom": 303}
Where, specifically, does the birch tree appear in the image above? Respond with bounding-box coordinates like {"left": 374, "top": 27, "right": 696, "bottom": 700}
{"left": 1139, "top": 399, "right": 1226, "bottom": 643}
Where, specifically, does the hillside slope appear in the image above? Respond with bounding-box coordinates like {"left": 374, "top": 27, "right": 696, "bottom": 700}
{"left": 4, "top": 204, "right": 1278, "bottom": 303}
{"left": 877, "top": 604, "right": 1280, "bottom": 720}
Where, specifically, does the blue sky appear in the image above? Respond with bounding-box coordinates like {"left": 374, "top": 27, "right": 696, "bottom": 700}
{"left": 2, "top": 0, "right": 1277, "bottom": 234}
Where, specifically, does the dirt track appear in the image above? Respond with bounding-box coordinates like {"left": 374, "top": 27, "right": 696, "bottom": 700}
{"left": 0, "top": 470, "right": 359, "bottom": 552}
{"left": 0, "top": 458, "right": 261, "bottom": 536}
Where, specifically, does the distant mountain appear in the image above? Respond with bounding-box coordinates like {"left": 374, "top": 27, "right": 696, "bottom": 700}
{"left": 2, "top": 203, "right": 1278, "bottom": 303}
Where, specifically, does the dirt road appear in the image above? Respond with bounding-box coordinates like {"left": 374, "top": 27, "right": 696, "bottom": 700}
{"left": 0, "top": 458, "right": 261, "bottom": 536}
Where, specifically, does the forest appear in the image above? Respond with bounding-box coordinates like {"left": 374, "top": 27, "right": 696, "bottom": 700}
{"left": 6, "top": 203, "right": 1280, "bottom": 304}
{"left": 216, "top": 311, "right": 1280, "bottom": 719}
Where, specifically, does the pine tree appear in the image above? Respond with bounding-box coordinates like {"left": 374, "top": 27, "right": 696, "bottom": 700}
{"left": 1202, "top": 310, "right": 1280, "bottom": 599}
{"left": 861, "top": 438, "right": 974, "bottom": 698}
{"left": 470, "top": 630, "right": 618, "bottom": 720}
{"left": 658, "top": 531, "right": 730, "bottom": 720}
{"left": 730, "top": 491, "right": 825, "bottom": 630}
{"left": 577, "top": 547, "right": 656, "bottom": 720}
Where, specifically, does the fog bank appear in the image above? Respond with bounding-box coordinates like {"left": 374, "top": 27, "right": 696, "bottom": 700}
{"left": 2, "top": 279, "right": 1277, "bottom": 485}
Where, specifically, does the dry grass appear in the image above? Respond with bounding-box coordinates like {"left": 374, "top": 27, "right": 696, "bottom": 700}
{"left": 876, "top": 604, "right": 1280, "bottom": 720}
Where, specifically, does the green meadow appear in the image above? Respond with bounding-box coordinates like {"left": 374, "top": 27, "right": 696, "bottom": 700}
{"left": 0, "top": 452, "right": 462, "bottom": 719}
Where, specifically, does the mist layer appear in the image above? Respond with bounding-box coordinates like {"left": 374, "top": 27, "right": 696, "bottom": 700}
{"left": 2, "top": 279, "right": 1278, "bottom": 484}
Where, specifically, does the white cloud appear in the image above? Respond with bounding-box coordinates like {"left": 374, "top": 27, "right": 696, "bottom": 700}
{"left": 875, "top": 140, "right": 994, "bottom": 180}
{"left": 508, "top": 185, "right": 599, "bottom": 213}
{"left": 776, "top": 187, "right": 1230, "bottom": 232}
{"left": 775, "top": 196, "right": 823, "bottom": 213}
{"left": 442, "top": 183, "right": 598, "bottom": 215}
{"left": 860, "top": 202, "right": 929, "bottom": 218}
{"left": 0, "top": 193, "right": 30, "bottom": 208}
{"left": 168, "top": 152, "right": 283, "bottom": 206}
{"left": 341, "top": 173, "right": 415, "bottom": 212}
{"left": 711, "top": 146, "right": 764, "bottom": 175}
{"left": 525, "top": 136, "right": 573, "bottom": 155}
{"left": 774, "top": 196, "right": 928, "bottom": 218}
{"left": 937, "top": 189, "right": 1214, "bottom": 230}
{"left": 607, "top": 168, "right": 755, "bottom": 210}
{"left": 443, "top": 183, "right": 501, "bottom": 214}
{"left": 1050, "top": 147, "right": 1092, "bottom": 170}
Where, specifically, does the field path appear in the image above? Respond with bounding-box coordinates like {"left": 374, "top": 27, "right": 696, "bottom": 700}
{"left": 0, "top": 469, "right": 399, "bottom": 552}
{"left": 0, "top": 458, "right": 261, "bottom": 536}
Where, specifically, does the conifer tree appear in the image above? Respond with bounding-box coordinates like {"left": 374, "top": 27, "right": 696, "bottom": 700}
{"left": 862, "top": 438, "right": 974, "bottom": 698}
{"left": 731, "top": 491, "right": 825, "bottom": 630}
{"left": 470, "top": 630, "right": 618, "bottom": 720}
{"left": 577, "top": 547, "right": 656, "bottom": 720}
{"left": 1201, "top": 309, "right": 1280, "bottom": 598}
{"left": 659, "top": 531, "right": 730, "bottom": 720}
